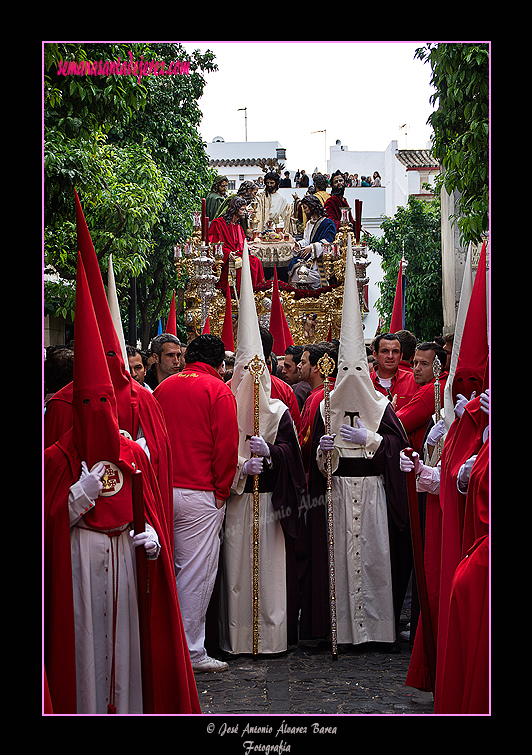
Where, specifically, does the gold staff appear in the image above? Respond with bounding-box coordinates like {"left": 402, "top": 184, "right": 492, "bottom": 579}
{"left": 427, "top": 355, "right": 444, "bottom": 467}
{"left": 247, "top": 353, "right": 265, "bottom": 656}
{"left": 317, "top": 351, "right": 338, "bottom": 661}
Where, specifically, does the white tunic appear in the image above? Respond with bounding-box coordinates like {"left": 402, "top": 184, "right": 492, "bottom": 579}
{"left": 254, "top": 190, "right": 292, "bottom": 233}
{"left": 317, "top": 446, "right": 395, "bottom": 645}
{"left": 70, "top": 522, "right": 143, "bottom": 714}
{"left": 68, "top": 437, "right": 159, "bottom": 714}
{"left": 219, "top": 488, "right": 287, "bottom": 655}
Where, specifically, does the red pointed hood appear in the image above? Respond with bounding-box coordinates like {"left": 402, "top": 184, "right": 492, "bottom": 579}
{"left": 269, "top": 266, "right": 293, "bottom": 355}
{"left": 390, "top": 258, "right": 404, "bottom": 333}
{"left": 72, "top": 253, "right": 136, "bottom": 528}
{"left": 453, "top": 240, "right": 488, "bottom": 402}
{"left": 74, "top": 191, "right": 136, "bottom": 438}
{"left": 165, "top": 290, "right": 177, "bottom": 336}
{"left": 221, "top": 285, "right": 235, "bottom": 352}
{"left": 72, "top": 253, "right": 122, "bottom": 468}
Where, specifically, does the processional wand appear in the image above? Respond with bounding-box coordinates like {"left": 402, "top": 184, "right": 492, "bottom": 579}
{"left": 247, "top": 353, "right": 265, "bottom": 656}
{"left": 426, "top": 355, "right": 444, "bottom": 467}
{"left": 317, "top": 351, "right": 338, "bottom": 661}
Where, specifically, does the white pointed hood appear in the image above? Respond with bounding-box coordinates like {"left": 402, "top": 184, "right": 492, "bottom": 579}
{"left": 442, "top": 246, "right": 473, "bottom": 430}
{"left": 328, "top": 234, "right": 388, "bottom": 451}
{"left": 231, "top": 240, "right": 286, "bottom": 459}
{"left": 107, "top": 254, "right": 129, "bottom": 373}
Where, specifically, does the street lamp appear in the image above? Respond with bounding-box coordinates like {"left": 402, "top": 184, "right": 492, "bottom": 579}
{"left": 399, "top": 124, "right": 409, "bottom": 149}
{"left": 238, "top": 107, "right": 248, "bottom": 141}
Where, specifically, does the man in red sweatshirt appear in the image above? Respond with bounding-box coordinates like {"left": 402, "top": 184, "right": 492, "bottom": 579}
{"left": 154, "top": 334, "right": 239, "bottom": 673}
{"left": 396, "top": 341, "right": 448, "bottom": 454}
{"left": 370, "top": 333, "right": 418, "bottom": 411}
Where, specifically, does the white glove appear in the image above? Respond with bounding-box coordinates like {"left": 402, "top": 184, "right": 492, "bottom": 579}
{"left": 78, "top": 461, "right": 106, "bottom": 500}
{"left": 454, "top": 392, "right": 475, "bottom": 418}
{"left": 480, "top": 389, "right": 490, "bottom": 416}
{"left": 400, "top": 450, "right": 424, "bottom": 475}
{"left": 319, "top": 434, "right": 336, "bottom": 452}
{"left": 130, "top": 528, "right": 159, "bottom": 557}
{"left": 248, "top": 434, "right": 270, "bottom": 458}
{"left": 243, "top": 457, "right": 263, "bottom": 476}
{"left": 426, "top": 419, "right": 446, "bottom": 446}
{"left": 340, "top": 420, "right": 367, "bottom": 446}
{"left": 457, "top": 454, "right": 477, "bottom": 493}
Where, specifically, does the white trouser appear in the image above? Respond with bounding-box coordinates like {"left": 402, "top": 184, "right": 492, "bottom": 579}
{"left": 173, "top": 488, "right": 225, "bottom": 663}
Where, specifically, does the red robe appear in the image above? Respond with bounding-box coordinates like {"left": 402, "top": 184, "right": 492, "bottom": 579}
{"left": 324, "top": 194, "right": 353, "bottom": 231}
{"left": 436, "top": 533, "right": 489, "bottom": 714}
{"left": 396, "top": 373, "right": 448, "bottom": 454}
{"left": 43, "top": 431, "right": 201, "bottom": 714}
{"left": 154, "top": 361, "right": 239, "bottom": 500}
{"left": 298, "top": 382, "right": 334, "bottom": 473}
{"left": 370, "top": 367, "right": 419, "bottom": 411}
{"left": 271, "top": 373, "right": 301, "bottom": 433}
{"left": 44, "top": 377, "right": 175, "bottom": 550}
{"left": 209, "top": 216, "right": 265, "bottom": 292}
{"left": 435, "top": 437, "right": 489, "bottom": 714}
{"left": 405, "top": 396, "right": 486, "bottom": 693}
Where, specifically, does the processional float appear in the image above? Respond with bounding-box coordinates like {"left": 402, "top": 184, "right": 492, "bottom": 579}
{"left": 174, "top": 200, "right": 371, "bottom": 347}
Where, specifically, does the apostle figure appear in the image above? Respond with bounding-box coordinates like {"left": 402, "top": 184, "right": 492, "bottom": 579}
{"left": 214, "top": 180, "right": 259, "bottom": 230}
{"left": 288, "top": 194, "right": 337, "bottom": 289}
{"left": 254, "top": 171, "right": 293, "bottom": 234}
{"left": 324, "top": 170, "right": 354, "bottom": 231}
{"left": 300, "top": 235, "right": 410, "bottom": 647}
{"left": 44, "top": 254, "right": 200, "bottom": 715}
{"left": 209, "top": 196, "right": 265, "bottom": 293}
{"left": 293, "top": 173, "right": 331, "bottom": 230}
{"left": 204, "top": 175, "right": 229, "bottom": 223}
{"left": 219, "top": 239, "right": 306, "bottom": 654}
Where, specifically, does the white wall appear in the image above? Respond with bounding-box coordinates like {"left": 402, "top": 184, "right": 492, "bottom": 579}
{"left": 328, "top": 144, "right": 386, "bottom": 184}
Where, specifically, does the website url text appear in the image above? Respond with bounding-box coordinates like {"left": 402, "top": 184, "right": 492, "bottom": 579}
{"left": 57, "top": 51, "right": 190, "bottom": 82}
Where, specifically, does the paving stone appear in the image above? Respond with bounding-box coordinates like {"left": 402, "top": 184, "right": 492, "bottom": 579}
{"left": 194, "top": 638, "right": 434, "bottom": 716}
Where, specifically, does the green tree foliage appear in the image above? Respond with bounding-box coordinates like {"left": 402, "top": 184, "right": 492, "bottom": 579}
{"left": 108, "top": 43, "right": 217, "bottom": 345}
{"left": 415, "top": 43, "right": 489, "bottom": 246}
{"left": 44, "top": 42, "right": 217, "bottom": 343}
{"left": 369, "top": 196, "right": 442, "bottom": 340}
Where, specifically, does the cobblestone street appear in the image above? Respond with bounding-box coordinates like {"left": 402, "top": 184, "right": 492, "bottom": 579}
{"left": 194, "top": 636, "right": 434, "bottom": 717}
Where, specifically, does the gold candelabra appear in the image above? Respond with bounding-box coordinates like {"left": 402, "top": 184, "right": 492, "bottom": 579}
{"left": 174, "top": 212, "right": 224, "bottom": 337}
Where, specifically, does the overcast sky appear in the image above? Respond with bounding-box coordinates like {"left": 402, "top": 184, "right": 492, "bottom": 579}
{"left": 180, "top": 41, "right": 437, "bottom": 173}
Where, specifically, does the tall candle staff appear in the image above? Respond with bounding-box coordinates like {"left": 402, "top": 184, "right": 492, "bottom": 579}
{"left": 317, "top": 350, "right": 339, "bottom": 661}
{"left": 247, "top": 353, "right": 265, "bottom": 656}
